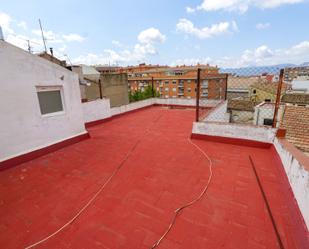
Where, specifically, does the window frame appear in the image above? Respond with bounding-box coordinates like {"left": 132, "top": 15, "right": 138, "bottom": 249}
{"left": 36, "top": 86, "right": 65, "bottom": 117}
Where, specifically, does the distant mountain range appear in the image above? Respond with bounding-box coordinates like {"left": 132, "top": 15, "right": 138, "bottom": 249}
{"left": 220, "top": 62, "right": 309, "bottom": 76}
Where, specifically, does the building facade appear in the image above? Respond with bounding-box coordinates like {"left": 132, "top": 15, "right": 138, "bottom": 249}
{"left": 0, "top": 41, "right": 87, "bottom": 162}
{"left": 126, "top": 65, "right": 227, "bottom": 100}
{"left": 284, "top": 66, "right": 309, "bottom": 82}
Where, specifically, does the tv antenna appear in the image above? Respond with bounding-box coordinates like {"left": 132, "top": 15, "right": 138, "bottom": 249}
{"left": 27, "top": 40, "right": 32, "bottom": 53}
{"left": 38, "top": 19, "right": 47, "bottom": 53}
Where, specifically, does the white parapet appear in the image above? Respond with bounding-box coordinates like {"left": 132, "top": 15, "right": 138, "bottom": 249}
{"left": 82, "top": 98, "right": 111, "bottom": 123}
{"left": 192, "top": 121, "right": 277, "bottom": 143}
{"left": 274, "top": 138, "right": 309, "bottom": 229}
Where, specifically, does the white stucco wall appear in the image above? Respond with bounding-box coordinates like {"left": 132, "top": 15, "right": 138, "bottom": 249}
{"left": 82, "top": 98, "right": 111, "bottom": 123}
{"left": 192, "top": 122, "right": 277, "bottom": 143}
{"left": 274, "top": 138, "right": 309, "bottom": 229}
{"left": 155, "top": 98, "right": 220, "bottom": 107}
{"left": 253, "top": 103, "right": 284, "bottom": 127}
{"left": 204, "top": 101, "right": 230, "bottom": 122}
{"left": 111, "top": 98, "right": 155, "bottom": 116}
{"left": 82, "top": 98, "right": 221, "bottom": 123}
{"left": 0, "top": 41, "right": 86, "bottom": 162}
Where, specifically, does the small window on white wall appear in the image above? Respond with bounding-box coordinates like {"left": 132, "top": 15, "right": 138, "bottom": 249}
{"left": 37, "top": 86, "right": 64, "bottom": 115}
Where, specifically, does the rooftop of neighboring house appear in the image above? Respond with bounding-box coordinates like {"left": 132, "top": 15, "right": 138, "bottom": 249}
{"left": 69, "top": 64, "right": 101, "bottom": 84}
{"left": 227, "top": 75, "right": 261, "bottom": 90}
{"left": 227, "top": 98, "right": 255, "bottom": 111}
{"left": 282, "top": 93, "right": 309, "bottom": 105}
{"left": 96, "top": 66, "right": 121, "bottom": 73}
{"left": 37, "top": 51, "right": 67, "bottom": 68}
{"left": 251, "top": 81, "right": 291, "bottom": 94}
{"left": 281, "top": 105, "right": 309, "bottom": 156}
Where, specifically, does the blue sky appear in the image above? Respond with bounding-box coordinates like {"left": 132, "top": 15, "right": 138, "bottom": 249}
{"left": 1, "top": 0, "right": 309, "bottom": 67}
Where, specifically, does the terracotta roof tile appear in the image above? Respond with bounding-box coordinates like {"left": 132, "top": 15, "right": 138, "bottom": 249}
{"left": 280, "top": 106, "right": 309, "bottom": 154}
{"left": 281, "top": 93, "right": 309, "bottom": 105}
{"left": 227, "top": 99, "right": 254, "bottom": 111}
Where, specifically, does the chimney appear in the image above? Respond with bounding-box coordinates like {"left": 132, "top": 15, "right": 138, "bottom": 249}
{"left": 0, "top": 26, "right": 4, "bottom": 41}
{"left": 50, "top": 47, "right": 54, "bottom": 56}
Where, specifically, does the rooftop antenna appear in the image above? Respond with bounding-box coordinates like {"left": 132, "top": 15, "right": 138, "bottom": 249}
{"left": 38, "top": 19, "right": 47, "bottom": 53}
{"left": 27, "top": 40, "right": 32, "bottom": 53}
{"left": 64, "top": 54, "right": 73, "bottom": 66}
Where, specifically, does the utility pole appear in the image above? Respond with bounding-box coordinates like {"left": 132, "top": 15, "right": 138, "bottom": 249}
{"left": 38, "top": 19, "right": 47, "bottom": 53}
{"left": 272, "top": 69, "right": 284, "bottom": 128}
{"left": 196, "top": 68, "right": 201, "bottom": 122}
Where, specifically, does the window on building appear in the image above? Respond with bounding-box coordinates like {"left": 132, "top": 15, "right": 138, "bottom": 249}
{"left": 165, "top": 87, "right": 169, "bottom": 91}
{"left": 252, "top": 89, "right": 257, "bottom": 95}
{"left": 172, "top": 80, "right": 177, "bottom": 84}
{"left": 263, "top": 119, "right": 273, "bottom": 126}
{"left": 187, "top": 89, "right": 191, "bottom": 93}
{"left": 265, "top": 99, "right": 271, "bottom": 102}
{"left": 37, "top": 87, "right": 64, "bottom": 115}
{"left": 202, "top": 80, "right": 208, "bottom": 87}
{"left": 172, "top": 88, "right": 176, "bottom": 92}
{"left": 187, "top": 80, "right": 191, "bottom": 83}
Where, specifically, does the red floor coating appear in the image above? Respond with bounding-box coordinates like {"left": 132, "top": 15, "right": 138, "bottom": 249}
{"left": 0, "top": 107, "right": 308, "bottom": 249}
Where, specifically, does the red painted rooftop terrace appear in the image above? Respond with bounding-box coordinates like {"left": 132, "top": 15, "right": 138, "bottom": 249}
{"left": 0, "top": 107, "right": 308, "bottom": 249}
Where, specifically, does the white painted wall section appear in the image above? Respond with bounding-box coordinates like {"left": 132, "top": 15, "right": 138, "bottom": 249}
{"left": 111, "top": 98, "right": 155, "bottom": 116}
{"left": 204, "top": 101, "right": 230, "bottom": 123}
{"left": 274, "top": 138, "right": 309, "bottom": 229}
{"left": 82, "top": 98, "right": 221, "bottom": 124}
{"left": 82, "top": 98, "right": 111, "bottom": 123}
{"left": 192, "top": 122, "right": 277, "bottom": 143}
{"left": 156, "top": 98, "right": 220, "bottom": 107}
{"left": 0, "top": 41, "right": 86, "bottom": 162}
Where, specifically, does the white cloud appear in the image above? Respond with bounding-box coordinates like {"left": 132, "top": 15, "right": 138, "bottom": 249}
{"left": 32, "top": 29, "right": 64, "bottom": 43}
{"left": 232, "top": 20, "right": 239, "bottom": 32}
{"left": 197, "top": 0, "right": 305, "bottom": 13}
{"left": 173, "top": 41, "right": 309, "bottom": 68}
{"left": 73, "top": 28, "right": 166, "bottom": 65}
{"left": 62, "top": 33, "right": 85, "bottom": 42}
{"left": 186, "top": 6, "right": 196, "bottom": 13}
{"left": 0, "top": 12, "right": 13, "bottom": 33}
{"left": 176, "top": 19, "right": 237, "bottom": 39}
{"left": 112, "top": 40, "right": 123, "bottom": 47}
{"left": 138, "top": 28, "right": 166, "bottom": 44}
{"left": 286, "top": 41, "right": 309, "bottom": 56}
{"left": 0, "top": 11, "right": 86, "bottom": 58}
{"left": 256, "top": 22, "right": 271, "bottom": 30}
{"left": 17, "top": 21, "right": 27, "bottom": 30}
{"left": 172, "top": 57, "right": 212, "bottom": 66}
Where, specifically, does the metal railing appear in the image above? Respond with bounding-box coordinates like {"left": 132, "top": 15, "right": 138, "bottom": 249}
{"left": 196, "top": 67, "right": 286, "bottom": 128}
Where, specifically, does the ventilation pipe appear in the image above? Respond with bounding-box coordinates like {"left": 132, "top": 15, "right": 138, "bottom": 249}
{"left": 0, "top": 26, "right": 4, "bottom": 41}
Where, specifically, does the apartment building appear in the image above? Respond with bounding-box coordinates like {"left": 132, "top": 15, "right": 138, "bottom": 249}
{"left": 284, "top": 66, "right": 309, "bottom": 82}
{"left": 127, "top": 64, "right": 227, "bottom": 100}
{"left": 119, "top": 63, "right": 169, "bottom": 75}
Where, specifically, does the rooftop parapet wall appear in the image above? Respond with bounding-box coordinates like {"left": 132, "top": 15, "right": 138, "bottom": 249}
{"left": 82, "top": 98, "right": 111, "bottom": 123}
{"left": 192, "top": 122, "right": 277, "bottom": 144}
{"left": 203, "top": 101, "right": 230, "bottom": 123}
{"left": 273, "top": 138, "right": 309, "bottom": 230}
{"left": 82, "top": 97, "right": 221, "bottom": 126}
